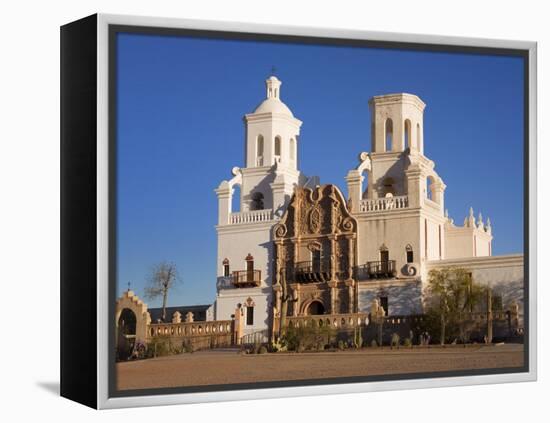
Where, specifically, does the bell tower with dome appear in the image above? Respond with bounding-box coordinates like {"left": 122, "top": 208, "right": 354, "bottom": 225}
{"left": 213, "top": 75, "right": 312, "bottom": 337}
{"left": 230, "top": 75, "right": 307, "bottom": 217}
{"left": 244, "top": 76, "right": 302, "bottom": 171}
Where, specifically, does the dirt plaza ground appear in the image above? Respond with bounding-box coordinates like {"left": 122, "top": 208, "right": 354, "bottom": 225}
{"left": 116, "top": 344, "right": 524, "bottom": 391}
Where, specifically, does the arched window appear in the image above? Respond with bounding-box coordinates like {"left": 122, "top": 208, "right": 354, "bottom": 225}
{"left": 231, "top": 184, "right": 241, "bottom": 212}
{"left": 245, "top": 253, "right": 254, "bottom": 282}
{"left": 251, "top": 192, "right": 264, "bottom": 210}
{"left": 274, "top": 136, "right": 282, "bottom": 162}
{"left": 290, "top": 138, "right": 295, "bottom": 160}
{"left": 426, "top": 176, "right": 435, "bottom": 200}
{"left": 385, "top": 118, "right": 393, "bottom": 152}
{"left": 361, "top": 170, "right": 370, "bottom": 199}
{"left": 404, "top": 119, "right": 411, "bottom": 150}
{"left": 405, "top": 244, "right": 414, "bottom": 263}
{"left": 380, "top": 245, "right": 389, "bottom": 263}
{"left": 246, "top": 306, "right": 254, "bottom": 325}
{"left": 222, "top": 258, "right": 230, "bottom": 277}
{"left": 256, "top": 135, "right": 264, "bottom": 166}
{"left": 416, "top": 123, "right": 422, "bottom": 152}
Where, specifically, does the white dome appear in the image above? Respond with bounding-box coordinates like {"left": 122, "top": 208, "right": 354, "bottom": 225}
{"left": 253, "top": 98, "right": 293, "bottom": 116}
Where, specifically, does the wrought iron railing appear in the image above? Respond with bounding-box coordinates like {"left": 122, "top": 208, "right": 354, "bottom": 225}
{"left": 294, "top": 260, "right": 331, "bottom": 283}
{"left": 357, "top": 260, "right": 397, "bottom": 279}
{"left": 232, "top": 269, "right": 261, "bottom": 287}
{"left": 216, "top": 277, "right": 233, "bottom": 290}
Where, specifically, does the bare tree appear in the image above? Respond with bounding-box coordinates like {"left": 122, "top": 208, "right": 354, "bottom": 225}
{"left": 144, "top": 261, "right": 181, "bottom": 322}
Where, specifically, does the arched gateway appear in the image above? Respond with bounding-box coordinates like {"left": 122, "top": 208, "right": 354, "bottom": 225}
{"left": 306, "top": 301, "right": 325, "bottom": 315}
{"left": 117, "top": 308, "right": 137, "bottom": 360}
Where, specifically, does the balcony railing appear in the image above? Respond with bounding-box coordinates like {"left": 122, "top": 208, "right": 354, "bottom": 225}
{"left": 358, "top": 195, "right": 409, "bottom": 212}
{"left": 216, "top": 277, "right": 233, "bottom": 291}
{"left": 232, "top": 270, "right": 261, "bottom": 288}
{"left": 229, "top": 209, "right": 274, "bottom": 225}
{"left": 295, "top": 260, "right": 331, "bottom": 283}
{"left": 355, "top": 260, "right": 397, "bottom": 279}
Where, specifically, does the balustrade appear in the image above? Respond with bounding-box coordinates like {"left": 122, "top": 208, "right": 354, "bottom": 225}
{"left": 358, "top": 195, "right": 409, "bottom": 212}
{"left": 148, "top": 320, "right": 233, "bottom": 338}
{"left": 229, "top": 208, "right": 274, "bottom": 224}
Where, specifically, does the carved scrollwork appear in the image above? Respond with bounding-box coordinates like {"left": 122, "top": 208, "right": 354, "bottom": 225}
{"left": 404, "top": 263, "right": 417, "bottom": 276}
{"left": 309, "top": 205, "right": 322, "bottom": 234}
{"left": 274, "top": 223, "right": 287, "bottom": 238}
{"left": 331, "top": 199, "right": 341, "bottom": 233}
{"left": 341, "top": 217, "right": 354, "bottom": 232}
{"left": 307, "top": 241, "right": 322, "bottom": 252}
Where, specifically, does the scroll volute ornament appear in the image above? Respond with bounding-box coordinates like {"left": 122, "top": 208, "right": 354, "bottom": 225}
{"left": 274, "top": 223, "right": 287, "bottom": 238}
{"left": 307, "top": 241, "right": 322, "bottom": 252}
{"left": 341, "top": 217, "right": 354, "bottom": 232}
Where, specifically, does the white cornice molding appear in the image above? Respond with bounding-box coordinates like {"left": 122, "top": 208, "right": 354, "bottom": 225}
{"left": 426, "top": 254, "right": 524, "bottom": 270}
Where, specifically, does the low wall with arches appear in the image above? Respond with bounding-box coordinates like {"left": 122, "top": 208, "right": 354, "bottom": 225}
{"left": 115, "top": 291, "right": 244, "bottom": 359}
{"left": 283, "top": 313, "right": 418, "bottom": 345}
{"left": 281, "top": 310, "right": 519, "bottom": 346}
{"left": 147, "top": 320, "right": 236, "bottom": 350}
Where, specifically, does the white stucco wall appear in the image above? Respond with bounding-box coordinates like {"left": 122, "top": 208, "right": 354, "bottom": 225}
{"left": 216, "top": 222, "right": 274, "bottom": 286}
{"left": 215, "top": 221, "right": 275, "bottom": 332}
{"left": 215, "top": 287, "right": 272, "bottom": 334}
{"left": 358, "top": 279, "right": 423, "bottom": 316}
{"left": 356, "top": 212, "right": 421, "bottom": 272}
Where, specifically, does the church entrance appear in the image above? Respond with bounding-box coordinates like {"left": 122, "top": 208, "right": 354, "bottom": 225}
{"left": 117, "top": 308, "right": 137, "bottom": 360}
{"left": 306, "top": 301, "right": 325, "bottom": 315}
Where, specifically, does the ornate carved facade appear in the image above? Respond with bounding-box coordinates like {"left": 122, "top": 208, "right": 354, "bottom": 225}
{"left": 272, "top": 184, "right": 358, "bottom": 318}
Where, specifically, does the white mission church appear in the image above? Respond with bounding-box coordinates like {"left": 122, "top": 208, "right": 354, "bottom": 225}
{"left": 212, "top": 75, "right": 524, "bottom": 338}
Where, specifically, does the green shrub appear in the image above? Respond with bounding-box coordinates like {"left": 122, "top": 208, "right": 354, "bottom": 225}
{"left": 270, "top": 339, "right": 287, "bottom": 353}
{"left": 354, "top": 330, "right": 363, "bottom": 349}
{"left": 258, "top": 346, "right": 268, "bottom": 354}
{"left": 147, "top": 336, "right": 171, "bottom": 357}
{"left": 182, "top": 340, "right": 194, "bottom": 353}
{"left": 403, "top": 338, "right": 412, "bottom": 347}
{"left": 337, "top": 340, "right": 346, "bottom": 351}
{"left": 282, "top": 324, "right": 335, "bottom": 352}
{"left": 391, "top": 333, "right": 400, "bottom": 348}
{"left": 253, "top": 340, "right": 262, "bottom": 354}
{"left": 370, "top": 339, "right": 378, "bottom": 348}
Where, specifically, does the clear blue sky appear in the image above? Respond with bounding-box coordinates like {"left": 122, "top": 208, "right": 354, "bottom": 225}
{"left": 116, "top": 32, "right": 524, "bottom": 307}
